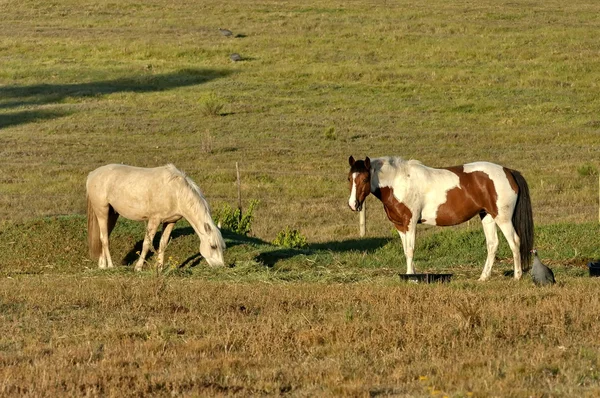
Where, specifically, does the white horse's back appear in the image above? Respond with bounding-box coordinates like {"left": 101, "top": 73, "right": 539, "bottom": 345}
{"left": 87, "top": 164, "right": 185, "bottom": 222}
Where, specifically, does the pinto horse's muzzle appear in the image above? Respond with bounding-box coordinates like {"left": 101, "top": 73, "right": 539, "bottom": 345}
{"left": 349, "top": 200, "right": 363, "bottom": 212}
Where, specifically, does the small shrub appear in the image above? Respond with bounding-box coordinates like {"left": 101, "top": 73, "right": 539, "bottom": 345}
{"left": 272, "top": 227, "right": 308, "bottom": 249}
{"left": 200, "top": 93, "right": 225, "bottom": 117}
{"left": 215, "top": 200, "right": 258, "bottom": 235}
{"left": 577, "top": 163, "right": 598, "bottom": 177}
{"left": 324, "top": 126, "right": 337, "bottom": 140}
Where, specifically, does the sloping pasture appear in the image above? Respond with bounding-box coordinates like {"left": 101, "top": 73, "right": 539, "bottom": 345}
{"left": 1, "top": 0, "right": 600, "bottom": 396}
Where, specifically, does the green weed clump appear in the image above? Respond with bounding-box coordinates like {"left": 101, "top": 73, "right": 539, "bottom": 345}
{"left": 577, "top": 163, "right": 598, "bottom": 177}
{"left": 324, "top": 126, "right": 337, "bottom": 140}
{"left": 272, "top": 227, "right": 308, "bottom": 249}
{"left": 199, "top": 92, "right": 225, "bottom": 116}
{"left": 215, "top": 200, "right": 258, "bottom": 235}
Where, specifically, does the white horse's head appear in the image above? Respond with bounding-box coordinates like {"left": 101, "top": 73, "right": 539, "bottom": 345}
{"left": 200, "top": 222, "right": 226, "bottom": 266}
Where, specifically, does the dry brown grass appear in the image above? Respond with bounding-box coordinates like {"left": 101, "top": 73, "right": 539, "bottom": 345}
{"left": 2, "top": 276, "right": 600, "bottom": 397}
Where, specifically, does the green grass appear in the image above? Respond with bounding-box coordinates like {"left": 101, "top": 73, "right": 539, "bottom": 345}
{"left": 1, "top": 216, "right": 598, "bottom": 281}
{"left": 1, "top": 0, "right": 599, "bottom": 240}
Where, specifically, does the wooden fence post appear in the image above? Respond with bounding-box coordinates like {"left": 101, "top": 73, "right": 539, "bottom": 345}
{"left": 359, "top": 202, "right": 366, "bottom": 237}
{"left": 236, "top": 162, "right": 242, "bottom": 222}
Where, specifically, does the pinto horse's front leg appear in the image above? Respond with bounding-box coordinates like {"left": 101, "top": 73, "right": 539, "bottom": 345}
{"left": 397, "top": 226, "right": 417, "bottom": 274}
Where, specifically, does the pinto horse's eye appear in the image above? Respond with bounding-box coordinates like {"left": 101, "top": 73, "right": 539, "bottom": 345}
{"left": 347, "top": 176, "right": 351, "bottom": 182}
{"left": 363, "top": 178, "right": 369, "bottom": 183}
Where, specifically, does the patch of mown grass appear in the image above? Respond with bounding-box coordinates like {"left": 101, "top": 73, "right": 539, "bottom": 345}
{"left": 1, "top": 216, "right": 598, "bottom": 282}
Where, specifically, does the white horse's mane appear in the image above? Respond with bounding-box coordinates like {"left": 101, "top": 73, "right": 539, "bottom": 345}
{"left": 164, "top": 164, "right": 220, "bottom": 240}
{"left": 165, "top": 164, "right": 207, "bottom": 206}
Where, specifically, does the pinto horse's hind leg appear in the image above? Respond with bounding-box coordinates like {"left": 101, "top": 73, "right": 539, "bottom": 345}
{"left": 135, "top": 219, "right": 160, "bottom": 271}
{"left": 497, "top": 220, "right": 522, "bottom": 280}
{"left": 478, "top": 214, "right": 499, "bottom": 281}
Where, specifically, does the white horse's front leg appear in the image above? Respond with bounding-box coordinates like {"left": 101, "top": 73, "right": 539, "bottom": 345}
{"left": 398, "top": 227, "right": 416, "bottom": 274}
{"left": 156, "top": 222, "right": 175, "bottom": 271}
{"left": 135, "top": 219, "right": 160, "bottom": 271}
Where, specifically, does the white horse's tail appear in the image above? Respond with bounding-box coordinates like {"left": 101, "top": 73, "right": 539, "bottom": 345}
{"left": 87, "top": 195, "right": 102, "bottom": 259}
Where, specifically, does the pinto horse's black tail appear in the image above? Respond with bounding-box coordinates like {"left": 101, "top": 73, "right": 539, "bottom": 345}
{"left": 510, "top": 170, "right": 534, "bottom": 271}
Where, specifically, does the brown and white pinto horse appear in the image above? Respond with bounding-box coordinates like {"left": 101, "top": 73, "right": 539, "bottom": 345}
{"left": 347, "top": 156, "right": 534, "bottom": 280}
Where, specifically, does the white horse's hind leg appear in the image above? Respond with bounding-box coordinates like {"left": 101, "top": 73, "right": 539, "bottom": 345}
{"left": 497, "top": 220, "right": 522, "bottom": 280}
{"left": 97, "top": 211, "right": 114, "bottom": 269}
{"left": 156, "top": 222, "right": 175, "bottom": 271}
{"left": 478, "top": 214, "right": 499, "bottom": 281}
{"left": 398, "top": 227, "right": 416, "bottom": 274}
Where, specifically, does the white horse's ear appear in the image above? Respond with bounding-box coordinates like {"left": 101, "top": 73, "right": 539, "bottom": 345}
{"left": 348, "top": 155, "right": 355, "bottom": 166}
{"left": 365, "top": 157, "right": 371, "bottom": 170}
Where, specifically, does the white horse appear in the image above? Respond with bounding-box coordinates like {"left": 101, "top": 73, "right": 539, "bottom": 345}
{"left": 86, "top": 164, "right": 225, "bottom": 270}
{"left": 348, "top": 156, "right": 534, "bottom": 280}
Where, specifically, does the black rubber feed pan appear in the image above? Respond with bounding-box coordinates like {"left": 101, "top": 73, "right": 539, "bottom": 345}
{"left": 588, "top": 261, "right": 600, "bottom": 277}
{"left": 399, "top": 273, "right": 453, "bottom": 284}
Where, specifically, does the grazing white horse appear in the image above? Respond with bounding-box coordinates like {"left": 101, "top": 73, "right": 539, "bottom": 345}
{"left": 86, "top": 164, "right": 225, "bottom": 270}
{"left": 348, "top": 156, "right": 534, "bottom": 280}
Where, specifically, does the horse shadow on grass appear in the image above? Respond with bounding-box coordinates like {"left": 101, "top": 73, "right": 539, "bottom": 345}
{"left": 0, "top": 68, "right": 233, "bottom": 129}
{"left": 122, "top": 226, "right": 391, "bottom": 269}
{"left": 121, "top": 226, "right": 267, "bottom": 268}
{"left": 256, "top": 238, "right": 392, "bottom": 267}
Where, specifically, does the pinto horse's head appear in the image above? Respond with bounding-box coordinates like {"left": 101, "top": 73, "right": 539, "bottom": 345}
{"left": 347, "top": 155, "right": 371, "bottom": 211}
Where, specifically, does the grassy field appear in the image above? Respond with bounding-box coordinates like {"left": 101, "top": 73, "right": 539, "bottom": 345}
{"left": 1, "top": 217, "right": 600, "bottom": 396}
{"left": 1, "top": 0, "right": 600, "bottom": 396}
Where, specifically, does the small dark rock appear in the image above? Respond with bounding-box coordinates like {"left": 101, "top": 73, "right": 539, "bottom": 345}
{"left": 219, "top": 28, "right": 233, "bottom": 37}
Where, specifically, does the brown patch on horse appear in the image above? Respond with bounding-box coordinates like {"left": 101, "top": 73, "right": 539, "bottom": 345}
{"left": 373, "top": 187, "right": 413, "bottom": 233}
{"left": 436, "top": 166, "right": 499, "bottom": 226}
{"left": 503, "top": 168, "right": 518, "bottom": 194}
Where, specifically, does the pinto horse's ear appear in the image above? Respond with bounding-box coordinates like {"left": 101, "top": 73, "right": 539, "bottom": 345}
{"left": 348, "top": 155, "right": 356, "bottom": 166}
{"left": 365, "top": 157, "right": 371, "bottom": 170}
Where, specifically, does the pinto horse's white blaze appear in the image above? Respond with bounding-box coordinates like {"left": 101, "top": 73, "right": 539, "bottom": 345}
{"left": 348, "top": 172, "right": 359, "bottom": 211}
{"left": 347, "top": 155, "right": 534, "bottom": 280}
